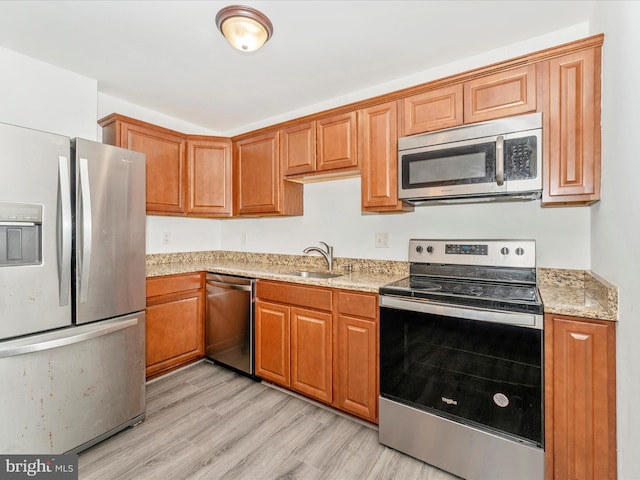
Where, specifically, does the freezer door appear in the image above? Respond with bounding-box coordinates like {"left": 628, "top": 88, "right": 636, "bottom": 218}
{"left": 0, "top": 122, "right": 72, "bottom": 340}
{"left": 0, "top": 312, "right": 146, "bottom": 454}
{"left": 73, "top": 139, "right": 146, "bottom": 324}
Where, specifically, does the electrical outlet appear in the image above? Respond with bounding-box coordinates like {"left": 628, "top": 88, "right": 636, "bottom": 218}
{"left": 375, "top": 232, "right": 389, "bottom": 248}
{"left": 241, "top": 233, "right": 248, "bottom": 245}
{"left": 162, "top": 232, "right": 170, "bottom": 245}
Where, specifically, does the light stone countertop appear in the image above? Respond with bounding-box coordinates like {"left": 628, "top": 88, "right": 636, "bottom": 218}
{"left": 146, "top": 251, "right": 409, "bottom": 293}
{"left": 146, "top": 251, "right": 618, "bottom": 320}
{"left": 538, "top": 268, "right": 618, "bottom": 321}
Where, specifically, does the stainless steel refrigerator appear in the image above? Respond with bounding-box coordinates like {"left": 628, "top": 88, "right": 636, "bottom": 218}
{"left": 0, "top": 122, "right": 146, "bottom": 454}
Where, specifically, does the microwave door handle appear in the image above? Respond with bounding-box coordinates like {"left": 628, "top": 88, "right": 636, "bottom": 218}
{"left": 496, "top": 135, "right": 505, "bottom": 186}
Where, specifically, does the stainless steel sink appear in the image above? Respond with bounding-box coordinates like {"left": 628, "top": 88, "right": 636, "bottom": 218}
{"left": 290, "top": 271, "right": 343, "bottom": 279}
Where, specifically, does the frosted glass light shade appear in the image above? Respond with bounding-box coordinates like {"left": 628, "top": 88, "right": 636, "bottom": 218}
{"left": 216, "top": 5, "right": 273, "bottom": 52}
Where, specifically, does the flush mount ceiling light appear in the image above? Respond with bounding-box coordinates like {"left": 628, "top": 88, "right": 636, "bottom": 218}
{"left": 216, "top": 5, "right": 273, "bottom": 52}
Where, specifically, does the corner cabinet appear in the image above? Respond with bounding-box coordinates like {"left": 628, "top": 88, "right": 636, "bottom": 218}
{"left": 145, "top": 273, "right": 205, "bottom": 380}
{"left": 360, "top": 101, "right": 413, "bottom": 213}
{"left": 99, "top": 114, "right": 233, "bottom": 217}
{"left": 233, "top": 130, "right": 303, "bottom": 216}
{"left": 255, "top": 281, "right": 379, "bottom": 423}
{"left": 99, "top": 114, "right": 187, "bottom": 215}
{"left": 545, "top": 313, "right": 616, "bottom": 480}
{"left": 542, "top": 46, "right": 602, "bottom": 205}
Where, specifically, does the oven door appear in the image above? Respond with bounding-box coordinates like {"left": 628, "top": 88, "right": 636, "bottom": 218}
{"left": 379, "top": 295, "right": 543, "bottom": 447}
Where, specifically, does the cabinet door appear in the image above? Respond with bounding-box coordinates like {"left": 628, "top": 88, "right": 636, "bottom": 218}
{"left": 316, "top": 112, "right": 358, "bottom": 172}
{"left": 186, "top": 137, "right": 232, "bottom": 216}
{"left": 360, "top": 101, "right": 412, "bottom": 213}
{"left": 290, "top": 307, "right": 333, "bottom": 403}
{"left": 120, "top": 122, "right": 187, "bottom": 215}
{"left": 545, "top": 314, "right": 616, "bottom": 480}
{"left": 235, "top": 131, "right": 281, "bottom": 215}
{"left": 146, "top": 287, "right": 204, "bottom": 379}
{"left": 542, "top": 47, "right": 601, "bottom": 205}
{"left": 336, "top": 314, "right": 377, "bottom": 421}
{"left": 283, "top": 121, "right": 316, "bottom": 176}
{"left": 255, "top": 300, "right": 290, "bottom": 387}
{"left": 399, "top": 84, "right": 463, "bottom": 136}
{"left": 234, "top": 131, "right": 303, "bottom": 216}
{"left": 464, "top": 65, "right": 537, "bottom": 123}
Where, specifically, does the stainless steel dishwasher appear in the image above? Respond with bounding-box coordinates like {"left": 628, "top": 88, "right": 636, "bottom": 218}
{"left": 205, "top": 273, "right": 257, "bottom": 378}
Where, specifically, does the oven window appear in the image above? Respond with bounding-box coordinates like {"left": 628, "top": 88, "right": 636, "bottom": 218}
{"left": 402, "top": 142, "right": 496, "bottom": 188}
{"left": 380, "top": 306, "right": 543, "bottom": 446}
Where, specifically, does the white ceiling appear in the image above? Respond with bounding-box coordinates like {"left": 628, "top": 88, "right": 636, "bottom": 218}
{"left": 0, "top": 1, "right": 596, "bottom": 135}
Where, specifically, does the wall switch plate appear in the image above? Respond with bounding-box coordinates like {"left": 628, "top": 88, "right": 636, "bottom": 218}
{"left": 375, "top": 232, "right": 389, "bottom": 248}
{"left": 241, "top": 233, "right": 248, "bottom": 245}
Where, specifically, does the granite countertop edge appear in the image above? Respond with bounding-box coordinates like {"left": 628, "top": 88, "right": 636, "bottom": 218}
{"left": 145, "top": 252, "right": 618, "bottom": 321}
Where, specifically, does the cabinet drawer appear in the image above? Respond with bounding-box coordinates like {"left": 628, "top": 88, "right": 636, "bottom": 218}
{"left": 257, "top": 280, "right": 332, "bottom": 311}
{"left": 146, "top": 273, "right": 203, "bottom": 299}
{"left": 337, "top": 291, "right": 377, "bottom": 319}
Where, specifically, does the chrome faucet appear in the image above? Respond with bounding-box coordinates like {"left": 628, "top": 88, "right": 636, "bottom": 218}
{"left": 303, "top": 242, "right": 334, "bottom": 272}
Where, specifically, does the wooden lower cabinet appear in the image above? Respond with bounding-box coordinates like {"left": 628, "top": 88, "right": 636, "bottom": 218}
{"left": 145, "top": 273, "right": 205, "bottom": 379}
{"left": 335, "top": 290, "right": 378, "bottom": 422}
{"left": 545, "top": 313, "right": 616, "bottom": 480}
{"left": 255, "top": 281, "right": 379, "bottom": 423}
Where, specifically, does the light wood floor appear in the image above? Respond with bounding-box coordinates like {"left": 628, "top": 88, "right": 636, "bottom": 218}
{"left": 78, "top": 362, "right": 459, "bottom": 480}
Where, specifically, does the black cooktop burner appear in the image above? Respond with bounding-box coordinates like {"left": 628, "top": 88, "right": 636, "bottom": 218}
{"left": 380, "top": 276, "right": 543, "bottom": 315}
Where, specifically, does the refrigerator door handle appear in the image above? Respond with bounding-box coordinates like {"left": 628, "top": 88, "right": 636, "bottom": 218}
{"left": 79, "top": 157, "right": 93, "bottom": 304}
{"left": 58, "top": 155, "right": 72, "bottom": 307}
{"left": 0, "top": 317, "right": 140, "bottom": 358}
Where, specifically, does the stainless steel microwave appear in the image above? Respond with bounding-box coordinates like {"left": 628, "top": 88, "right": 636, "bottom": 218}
{"left": 398, "top": 112, "right": 542, "bottom": 205}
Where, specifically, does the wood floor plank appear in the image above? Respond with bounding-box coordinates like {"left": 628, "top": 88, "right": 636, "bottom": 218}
{"left": 79, "top": 362, "right": 460, "bottom": 480}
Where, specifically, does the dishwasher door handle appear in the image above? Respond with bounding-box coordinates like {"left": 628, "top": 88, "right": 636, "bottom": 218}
{"left": 206, "top": 279, "right": 254, "bottom": 292}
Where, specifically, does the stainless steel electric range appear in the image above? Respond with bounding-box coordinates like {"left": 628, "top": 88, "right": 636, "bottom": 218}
{"left": 378, "top": 239, "right": 544, "bottom": 480}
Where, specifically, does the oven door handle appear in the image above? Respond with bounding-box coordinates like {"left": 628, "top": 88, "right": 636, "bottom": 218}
{"left": 379, "top": 295, "right": 543, "bottom": 329}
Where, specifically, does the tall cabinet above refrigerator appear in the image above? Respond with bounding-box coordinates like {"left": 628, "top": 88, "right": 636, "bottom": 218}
{"left": 0, "top": 122, "right": 146, "bottom": 454}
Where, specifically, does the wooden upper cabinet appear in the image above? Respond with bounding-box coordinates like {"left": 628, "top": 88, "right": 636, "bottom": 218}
{"left": 545, "top": 313, "right": 616, "bottom": 480}
{"left": 99, "top": 114, "right": 187, "bottom": 215}
{"left": 542, "top": 47, "right": 601, "bottom": 205}
{"left": 234, "top": 130, "right": 303, "bottom": 217}
{"left": 316, "top": 111, "right": 358, "bottom": 172}
{"left": 360, "top": 101, "right": 412, "bottom": 213}
{"left": 282, "top": 121, "right": 316, "bottom": 176}
{"left": 464, "top": 65, "right": 537, "bottom": 123}
{"left": 399, "top": 84, "right": 464, "bottom": 136}
{"left": 186, "top": 136, "right": 232, "bottom": 216}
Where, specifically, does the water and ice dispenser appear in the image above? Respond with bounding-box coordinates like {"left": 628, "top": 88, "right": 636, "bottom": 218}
{"left": 0, "top": 202, "right": 42, "bottom": 266}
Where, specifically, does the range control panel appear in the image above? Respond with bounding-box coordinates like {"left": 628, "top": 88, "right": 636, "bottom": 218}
{"left": 409, "top": 239, "right": 536, "bottom": 268}
{"left": 445, "top": 244, "right": 488, "bottom": 255}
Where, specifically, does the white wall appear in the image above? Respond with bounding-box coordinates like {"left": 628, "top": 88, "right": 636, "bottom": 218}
{"left": 589, "top": 2, "right": 640, "bottom": 478}
{"left": 221, "top": 177, "right": 590, "bottom": 268}
{"left": 0, "top": 45, "right": 97, "bottom": 139}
